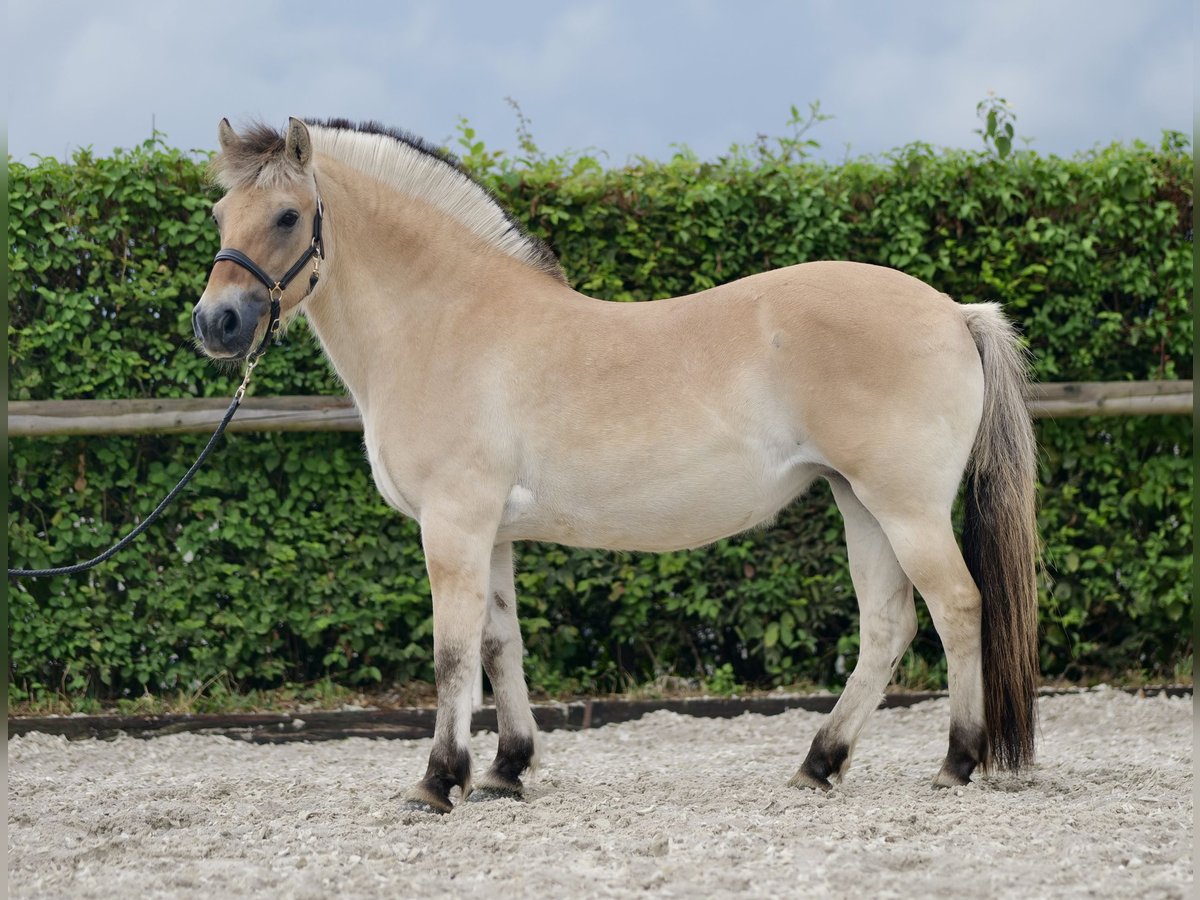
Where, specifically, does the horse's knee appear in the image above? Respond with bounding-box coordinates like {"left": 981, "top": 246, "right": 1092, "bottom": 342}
{"left": 481, "top": 598, "right": 525, "bottom": 682}
{"left": 483, "top": 590, "right": 520, "bottom": 641}
{"left": 434, "top": 639, "right": 477, "bottom": 694}
{"left": 480, "top": 633, "right": 503, "bottom": 674}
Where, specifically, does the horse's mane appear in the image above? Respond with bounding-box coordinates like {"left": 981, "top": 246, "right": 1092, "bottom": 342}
{"left": 211, "top": 118, "right": 566, "bottom": 284}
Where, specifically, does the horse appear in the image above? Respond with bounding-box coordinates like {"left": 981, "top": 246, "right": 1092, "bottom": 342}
{"left": 193, "top": 117, "right": 1040, "bottom": 813}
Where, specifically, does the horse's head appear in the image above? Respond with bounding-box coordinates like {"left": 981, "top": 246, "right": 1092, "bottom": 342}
{"left": 193, "top": 117, "right": 323, "bottom": 359}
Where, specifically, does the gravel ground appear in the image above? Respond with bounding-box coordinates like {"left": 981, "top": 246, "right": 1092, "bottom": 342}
{"left": 7, "top": 689, "right": 1192, "bottom": 899}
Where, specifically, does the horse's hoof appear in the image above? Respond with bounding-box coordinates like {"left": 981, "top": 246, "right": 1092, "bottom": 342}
{"left": 932, "top": 767, "right": 972, "bottom": 789}
{"left": 466, "top": 784, "right": 524, "bottom": 803}
{"left": 795, "top": 734, "right": 850, "bottom": 791}
{"left": 788, "top": 768, "right": 833, "bottom": 792}
{"left": 402, "top": 784, "right": 454, "bottom": 814}
{"left": 934, "top": 727, "right": 984, "bottom": 788}
{"left": 403, "top": 798, "right": 449, "bottom": 815}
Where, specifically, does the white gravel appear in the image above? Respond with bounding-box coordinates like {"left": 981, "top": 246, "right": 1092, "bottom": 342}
{"left": 7, "top": 689, "right": 1193, "bottom": 899}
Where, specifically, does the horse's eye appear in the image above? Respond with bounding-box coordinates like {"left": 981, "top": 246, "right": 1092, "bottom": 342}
{"left": 278, "top": 210, "right": 300, "bottom": 229}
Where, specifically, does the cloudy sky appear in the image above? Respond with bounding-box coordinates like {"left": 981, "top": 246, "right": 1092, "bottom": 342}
{"left": 6, "top": 0, "right": 1193, "bottom": 166}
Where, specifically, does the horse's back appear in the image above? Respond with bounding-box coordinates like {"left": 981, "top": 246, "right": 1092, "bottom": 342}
{"left": 683, "top": 259, "right": 967, "bottom": 338}
{"left": 653, "top": 260, "right": 986, "bottom": 453}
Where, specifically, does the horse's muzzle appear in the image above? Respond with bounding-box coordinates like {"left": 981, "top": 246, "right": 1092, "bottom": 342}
{"left": 193, "top": 295, "right": 267, "bottom": 359}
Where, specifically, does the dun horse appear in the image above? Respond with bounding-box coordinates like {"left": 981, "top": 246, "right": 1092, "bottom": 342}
{"left": 194, "top": 118, "right": 1040, "bottom": 812}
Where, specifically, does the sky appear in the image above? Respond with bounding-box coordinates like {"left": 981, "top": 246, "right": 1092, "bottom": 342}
{"left": 6, "top": 0, "right": 1194, "bottom": 167}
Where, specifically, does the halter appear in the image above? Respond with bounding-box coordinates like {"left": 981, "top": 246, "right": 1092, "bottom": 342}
{"left": 211, "top": 193, "right": 325, "bottom": 361}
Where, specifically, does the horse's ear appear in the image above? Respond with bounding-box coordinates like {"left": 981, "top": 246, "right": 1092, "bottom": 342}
{"left": 217, "top": 118, "right": 237, "bottom": 153}
{"left": 284, "top": 117, "right": 313, "bottom": 171}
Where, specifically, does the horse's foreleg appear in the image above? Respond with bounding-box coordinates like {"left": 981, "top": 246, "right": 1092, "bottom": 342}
{"left": 471, "top": 542, "right": 540, "bottom": 800}
{"left": 791, "top": 477, "right": 916, "bottom": 791}
{"left": 405, "top": 510, "right": 497, "bottom": 813}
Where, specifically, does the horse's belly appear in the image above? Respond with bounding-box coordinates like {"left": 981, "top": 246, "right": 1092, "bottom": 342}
{"left": 500, "top": 446, "right": 827, "bottom": 552}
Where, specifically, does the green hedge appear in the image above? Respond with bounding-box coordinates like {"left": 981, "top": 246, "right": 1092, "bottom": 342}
{"left": 7, "top": 132, "right": 1193, "bottom": 701}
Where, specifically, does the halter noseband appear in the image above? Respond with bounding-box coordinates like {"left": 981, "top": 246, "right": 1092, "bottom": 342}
{"left": 211, "top": 194, "right": 325, "bottom": 361}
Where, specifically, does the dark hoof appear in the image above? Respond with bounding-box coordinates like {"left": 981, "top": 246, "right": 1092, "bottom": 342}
{"left": 934, "top": 723, "right": 986, "bottom": 788}
{"left": 793, "top": 732, "right": 850, "bottom": 791}
{"left": 403, "top": 783, "right": 454, "bottom": 815}
{"left": 403, "top": 798, "right": 450, "bottom": 815}
{"left": 933, "top": 763, "right": 974, "bottom": 789}
{"left": 466, "top": 784, "right": 524, "bottom": 803}
{"left": 788, "top": 768, "right": 833, "bottom": 792}
{"left": 469, "top": 770, "right": 525, "bottom": 802}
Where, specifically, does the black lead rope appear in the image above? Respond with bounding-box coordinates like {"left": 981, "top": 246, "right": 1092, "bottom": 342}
{"left": 8, "top": 194, "right": 325, "bottom": 580}
{"left": 8, "top": 365, "right": 259, "bottom": 579}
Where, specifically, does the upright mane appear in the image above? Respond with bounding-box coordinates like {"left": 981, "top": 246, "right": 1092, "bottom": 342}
{"left": 211, "top": 118, "right": 566, "bottom": 284}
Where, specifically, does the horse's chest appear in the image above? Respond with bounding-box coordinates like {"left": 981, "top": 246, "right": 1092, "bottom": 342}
{"left": 362, "top": 428, "right": 420, "bottom": 520}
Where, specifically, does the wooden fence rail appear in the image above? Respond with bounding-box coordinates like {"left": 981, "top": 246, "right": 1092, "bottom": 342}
{"left": 6, "top": 381, "right": 1193, "bottom": 438}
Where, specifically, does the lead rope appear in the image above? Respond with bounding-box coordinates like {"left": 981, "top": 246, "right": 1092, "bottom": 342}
{"left": 8, "top": 361, "right": 261, "bottom": 579}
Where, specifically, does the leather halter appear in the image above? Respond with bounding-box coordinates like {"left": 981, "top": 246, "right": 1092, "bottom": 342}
{"left": 211, "top": 194, "right": 325, "bottom": 361}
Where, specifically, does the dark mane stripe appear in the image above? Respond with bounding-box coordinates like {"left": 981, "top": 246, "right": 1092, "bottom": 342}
{"left": 305, "top": 118, "right": 565, "bottom": 283}
{"left": 304, "top": 117, "right": 464, "bottom": 172}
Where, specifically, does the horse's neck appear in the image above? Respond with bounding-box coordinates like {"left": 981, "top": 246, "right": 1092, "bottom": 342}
{"left": 301, "top": 161, "right": 548, "bottom": 411}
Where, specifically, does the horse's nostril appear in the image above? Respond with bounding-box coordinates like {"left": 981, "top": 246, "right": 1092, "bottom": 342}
{"left": 219, "top": 308, "right": 240, "bottom": 337}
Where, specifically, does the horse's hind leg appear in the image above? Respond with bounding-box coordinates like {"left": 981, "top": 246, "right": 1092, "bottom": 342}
{"left": 471, "top": 542, "right": 540, "bottom": 801}
{"left": 790, "top": 476, "right": 916, "bottom": 790}
{"left": 858, "top": 489, "right": 989, "bottom": 787}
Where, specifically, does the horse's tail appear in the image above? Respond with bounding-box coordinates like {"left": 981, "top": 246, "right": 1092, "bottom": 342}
{"left": 960, "top": 302, "right": 1040, "bottom": 772}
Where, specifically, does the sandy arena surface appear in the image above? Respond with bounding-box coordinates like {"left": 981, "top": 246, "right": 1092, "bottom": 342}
{"left": 7, "top": 689, "right": 1193, "bottom": 899}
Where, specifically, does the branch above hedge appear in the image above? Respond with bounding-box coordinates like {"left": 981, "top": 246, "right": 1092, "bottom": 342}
{"left": 6, "top": 381, "right": 1193, "bottom": 438}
